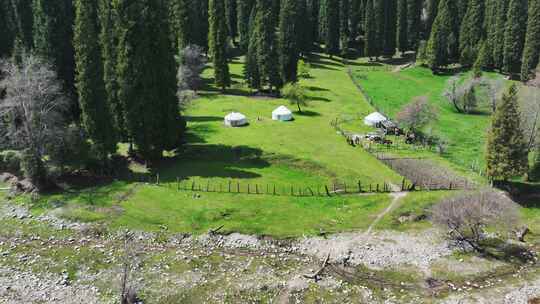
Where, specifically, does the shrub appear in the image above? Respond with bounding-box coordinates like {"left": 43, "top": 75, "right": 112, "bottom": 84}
{"left": 0, "top": 151, "right": 21, "bottom": 174}
{"left": 432, "top": 189, "right": 521, "bottom": 253}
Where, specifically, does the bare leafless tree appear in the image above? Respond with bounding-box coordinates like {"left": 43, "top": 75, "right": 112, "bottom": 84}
{"left": 444, "top": 76, "right": 505, "bottom": 114}
{"left": 177, "top": 45, "right": 206, "bottom": 110}
{"left": 396, "top": 96, "right": 438, "bottom": 133}
{"left": 481, "top": 77, "right": 506, "bottom": 113}
{"left": 119, "top": 230, "right": 143, "bottom": 304}
{"left": 432, "top": 189, "right": 521, "bottom": 253}
{"left": 0, "top": 56, "right": 69, "bottom": 188}
{"left": 519, "top": 68, "right": 540, "bottom": 153}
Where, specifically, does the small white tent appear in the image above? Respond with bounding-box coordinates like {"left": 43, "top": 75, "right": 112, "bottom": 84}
{"left": 224, "top": 112, "right": 248, "bottom": 127}
{"left": 364, "top": 112, "right": 387, "bottom": 126}
{"left": 272, "top": 105, "right": 293, "bottom": 121}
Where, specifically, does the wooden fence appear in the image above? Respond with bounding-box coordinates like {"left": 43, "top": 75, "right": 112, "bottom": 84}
{"left": 137, "top": 174, "right": 417, "bottom": 197}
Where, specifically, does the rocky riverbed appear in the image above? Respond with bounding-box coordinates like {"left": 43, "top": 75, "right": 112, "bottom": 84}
{"left": 0, "top": 200, "right": 538, "bottom": 304}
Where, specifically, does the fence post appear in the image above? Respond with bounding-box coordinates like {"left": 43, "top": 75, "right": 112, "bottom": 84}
{"left": 228, "top": 181, "right": 232, "bottom": 193}
{"left": 248, "top": 184, "right": 250, "bottom": 194}
{"left": 376, "top": 184, "right": 380, "bottom": 192}
{"left": 191, "top": 181, "right": 195, "bottom": 191}
{"left": 219, "top": 183, "right": 222, "bottom": 192}
{"left": 156, "top": 174, "right": 160, "bottom": 185}
{"left": 291, "top": 185, "right": 294, "bottom": 196}
{"left": 237, "top": 182, "right": 240, "bottom": 193}
{"left": 206, "top": 180, "right": 210, "bottom": 192}
{"left": 273, "top": 184, "right": 276, "bottom": 195}
{"left": 266, "top": 184, "right": 269, "bottom": 194}
{"left": 358, "top": 181, "right": 362, "bottom": 193}
{"left": 325, "top": 185, "right": 331, "bottom": 197}
{"left": 177, "top": 177, "right": 180, "bottom": 190}
{"left": 401, "top": 179, "right": 405, "bottom": 191}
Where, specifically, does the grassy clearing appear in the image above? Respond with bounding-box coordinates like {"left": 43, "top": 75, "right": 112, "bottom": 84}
{"left": 110, "top": 188, "right": 392, "bottom": 237}
{"left": 351, "top": 64, "right": 508, "bottom": 171}
{"left": 374, "top": 191, "right": 456, "bottom": 231}
{"left": 179, "top": 54, "right": 401, "bottom": 188}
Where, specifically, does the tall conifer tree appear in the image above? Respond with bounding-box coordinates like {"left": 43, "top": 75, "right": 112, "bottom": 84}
{"left": 325, "top": 0, "right": 340, "bottom": 57}
{"left": 425, "top": 0, "right": 439, "bottom": 37}
{"left": 99, "top": 0, "right": 124, "bottom": 137}
{"left": 427, "top": 0, "right": 459, "bottom": 70}
{"left": 486, "top": 84, "right": 529, "bottom": 181}
{"left": 254, "top": 0, "right": 281, "bottom": 91}
{"left": 279, "top": 0, "right": 300, "bottom": 83}
{"left": 32, "top": 0, "right": 77, "bottom": 116}
{"left": 459, "top": 0, "right": 485, "bottom": 66}
{"left": 226, "top": 0, "right": 238, "bottom": 40}
{"left": 397, "top": 0, "right": 408, "bottom": 54}
{"left": 237, "top": 0, "right": 254, "bottom": 51}
{"left": 115, "top": 0, "right": 180, "bottom": 159}
{"left": 382, "top": 0, "right": 397, "bottom": 57}
{"left": 521, "top": 0, "right": 540, "bottom": 81}
{"left": 503, "top": 0, "right": 528, "bottom": 76}
{"left": 170, "top": 0, "right": 192, "bottom": 51}
{"left": 406, "top": 0, "right": 422, "bottom": 50}
{"left": 364, "top": 0, "right": 378, "bottom": 59}
{"left": 340, "top": 0, "right": 350, "bottom": 55}
{"left": 74, "top": 0, "right": 116, "bottom": 160}
{"left": 209, "top": 0, "right": 231, "bottom": 90}
{"left": 493, "top": 0, "right": 509, "bottom": 70}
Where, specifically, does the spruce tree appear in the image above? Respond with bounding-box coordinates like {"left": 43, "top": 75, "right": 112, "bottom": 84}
{"left": 503, "top": 0, "right": 528, "bottom": 76}
{"left": 426, "top": 0, "right": 459, "bottom": 70}
{"left": 298, "top": 0, "right": 313, "bottom": 54}
{"left": 209, "top": 0, "right": 231, "bottom": 90}
{"left": 382, "top": 0, "right": 397, "bottom": 57}
{"left": 364, "top": 0, "right": 378, "bottom": 59}
{"left": 486, "top": 84, "right": 529, "bottom": 181}
{"left": 226, "top": 0, "right": 238, "bottom": 40}
{"left": 254, "top": 0, "right": 281, "bottom": 91}
{"left": 170, "top": 0, "right": 193, "bottom": 51}
{"left": 349, "top": 0, "right": 362, "bottom": 40}
{"left": 74, "top": 0, "right": 116, "bottom": 160}
{"left": 425, "top": 0, "right": 439, "bottom": 36}
{"left": 309, "top": 0, "right": 321, "bottom": 42}
{"left": 459, "top": 0, "right": 485, "bottom": 66}
{"left": 340, "top": 0, "right": 350, "bottom": 55}
{"left": 98, "top": 0, "right": 125, "bottom": 138}
{"left": 319, "top": 0, "right": 327, "bottom": 42}
{"left": 279, "top": 0, "right": 300, "bottom": 83}
{"left": 492, "top": 0, "right": 509, "bottom": 70}
{"left": 482, "top": 0, "right": 497, "bottom": 69}
{"left": 521, "top": 0, "right": 540, "bottom": 81}
{"left": 244, "top": 5, "right": 261, "bottom": 89}
{"left": 237, "top": 0, "right": 254, "bottom": 51}
{"left": 325, "top": 0, "right": 340, "bottom": 57}
{"left": 406, "top": 0, "right": 422, "bottom": 50}
{"left": 10, "top": 0, "right": 34, "bottom": 51}
{"left": 397, "top": 0, "right": 408, "bottom": 54}
{"left": 115, "top": 0, "right": 180, "bottom": 159}
{"left": 193, "top": 0, "right": 209, "bottom": 50}
{"left": 32, "top": 0, "right": 77, "bottom": 116}
{"left": 0, "top": 1, "right": 15, "bottom": 57}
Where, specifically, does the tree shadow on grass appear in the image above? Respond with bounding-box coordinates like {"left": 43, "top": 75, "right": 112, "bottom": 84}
{"left": 154, "top": 144, "right": 269, "bottom": 182}
{"left": 309, "top": 96, "right": 331, "bottom": 102}
{"left": 306, "top": 86, "right": 330, "bottom": 92}
{"left": 295, "top": 110, "right": 321, "bottom": 117}
{"left": 184, "top": 116, "right": 223, "bottom": 123}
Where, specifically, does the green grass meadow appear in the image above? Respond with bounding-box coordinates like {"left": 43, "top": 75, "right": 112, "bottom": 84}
{"left": 351, "top": 65, "right": 508, "bottom": 171}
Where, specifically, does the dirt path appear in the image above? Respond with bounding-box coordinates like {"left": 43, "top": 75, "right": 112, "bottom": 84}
{"left": 366, "top": 185, "right": 407, "bottom": 235}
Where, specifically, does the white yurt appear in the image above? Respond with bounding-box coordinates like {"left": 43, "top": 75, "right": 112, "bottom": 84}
{"left": 364, "top": 112, "right": 387, "bottom": 126}
{"left": 272, "top": 105, "right": 293, "bottom": 121}
{"left": 224, "top": 112, "right": 248, "bottom": 127}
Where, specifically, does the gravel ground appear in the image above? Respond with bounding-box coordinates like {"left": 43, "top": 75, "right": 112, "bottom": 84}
{"left": 298, "top": 230, "right": 452, "bottom": 273}
{"left": 0, "top": 266, "right": 111, "bottom": 304}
